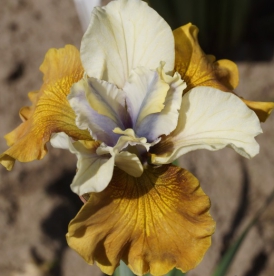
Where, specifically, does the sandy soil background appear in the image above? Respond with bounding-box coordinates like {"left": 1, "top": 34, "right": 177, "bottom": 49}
{"left": 0, "top": 1, "right": 274, "bottom": 276}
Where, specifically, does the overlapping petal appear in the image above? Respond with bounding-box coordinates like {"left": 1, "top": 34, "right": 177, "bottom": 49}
{"left": 124, "top": 67, "right": 169, "bottom": 127}
{"left": 112, "top": 151, "right": 143, "bottom": 177}
{"left": 152, "top": 87, "right": 262, "bottom": 164}
{"left": 173, "top": 23, "right": 239, "bottom": 93}
{"left": 50, "top": 132, "right": 72, "bottom": 150}
{"left": 81, "top": 0, "right": 174, "bottom": 88}
{"left": 97, "top": 140, "right": 143, "bottom": 178}
{"left": 69, "top": 140, "right": 115, "bottom": 195}
{"left": 174, "top": 23, "right": 274, "bottom": 122}
{"left": 113, "top": 128, "right": 152, "bottom": 151}
{"left": 67, "top": 165, "right": 215, "bottom": 276}
{"left": 0, "top": 45, "right": 91, "bottom": 170}
{"left": 124, "top": 65, "right": 186, "bottom": 142}
{"left": 68, "top": 78, "right": 127, "bottom": 146}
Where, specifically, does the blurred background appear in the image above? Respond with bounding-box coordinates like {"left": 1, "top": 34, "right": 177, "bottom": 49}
{"left": 0, "top": 0, "right": 274, "bottom": 275}
{"left": 149, "top": 0, "right": 274, "bottom": 61}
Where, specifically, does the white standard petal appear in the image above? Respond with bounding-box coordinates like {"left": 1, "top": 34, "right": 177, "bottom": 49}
{"left": 136, "top": 66, "right": 186, "bottom": 141}
{"left": 152, "top": 87, "right": 262, "bottom": 164}
{"left": 81, "top": 0, "right": 174, "bottom": 88}
{"left": 84, "top": 77, "right": 127, "bottom": 126}
{"left": 124, "top": 67, "right": 169, "bottom": 129}
{"left": 69, "top": 141, "right": 115, "bottom": 195}
{"left": 68, "top": 78, "right": 123, "bottom": 146}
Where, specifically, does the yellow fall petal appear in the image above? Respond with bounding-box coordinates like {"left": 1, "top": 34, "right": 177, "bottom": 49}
{"left": 173, "top": 23, "right": 239, "bottom": 93}
{"left": 18, "top": 91, "right": 39, "bottom": 122}
{"left": 67, "top": 165, "right": 215, "bottom": 276}
{"left": 242, "top": 99, "right": 274, "bottom": 122}
{"left": 0, "top": 45, "right": 91, "bottom": 170}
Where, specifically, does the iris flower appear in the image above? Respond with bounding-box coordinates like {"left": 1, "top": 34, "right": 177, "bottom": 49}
{"left": 1, "top": 0, "right": 273, "bottom": 275}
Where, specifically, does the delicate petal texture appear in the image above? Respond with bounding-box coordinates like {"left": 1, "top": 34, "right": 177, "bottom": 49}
{"left": 96, "top": 140, "right": 144, "bottom": 177}
{"left": 69, "top": 78, "right": 125, "bottom": 146}
{"left": 152, "top": 87, "right": 262, "bottom": 164}
{"left": 114, "top": 151, "right": 143, "bottom": 177}
{"left": 136, "top": 66, "right": 186, "bottom": 141}
{"left": 81, "top": 0, "right": 174, "bottom": 87}
{"left": 113, "top": 128, "right": 149, "bottom": 151}
{"left": 173, "top": 23, "right": 239, "bottom": 93}
{"left": 0, "top": 45, "right": 91, "bottom": 170}
{"left": 242, "top": 99, "right": 274, "bottom": 122}
{"left": 124, "top": 67, "right": 169, "bottom": 127}
{"left": 50, "top": 132, "right": 71, "bottom": 150}
{"left": 75, "top": 77, "right": 127, "bottom": 125}
{"left": 18, "top": 91, "right": 39, "bottom": 122}
{"left": 67, "top": 165, "right": 215, "bottom": 276}
{"left": 174, "top": 23, "right": 274, "bottom": 123}
{"left": 113, "top": 128, "right": 160, "bottom": 156}
{"left": 4, "top": 91, "right": 39, "bottom": 146}
{"left": 69, "top": 141, "right": 114, "bottom": 195}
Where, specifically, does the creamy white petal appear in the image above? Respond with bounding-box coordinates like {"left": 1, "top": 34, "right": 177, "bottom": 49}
{"left": 152, "top": 87, "right": 262, "bottom": 164}
{"left": 96, "top": 139, "right": 143, "bottom": 177}
{"left": 70, "top": 77, "right": 126, "bottom": 125}
{"left": 81, "top": 0, "right": 174, "bottom": 88}
{"left": 113, "top": 128, "right": 150, "bottom": 151}
{"left": 69, "top": 141, "right": 114, "bottom": 195}
{"left": 136, "top": 67, "right": 186, "bottom": 142}
{"left": 84, "top": 77, "right": 128, "bottom": 126}
{"left": 115, "top": 151, "right": 143, "bottom": 177}
{"left": 124, "top": 67, "right": 169, "bottom": 128}
{"left": 68, "top": 80, "right": 121, "bottom": 146}
{"left": 50, "top": 132, "right": 71, "bottom": 150}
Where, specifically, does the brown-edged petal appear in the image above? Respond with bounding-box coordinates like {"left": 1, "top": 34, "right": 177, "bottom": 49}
{"left": 0, "top": 45, "right": 91, "bottom": 170}
{"left": 67, "top": 165, "right": 215, "bottom": 276}
{"left": 173, "top": 23, "right": 239, "bottom": 93}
